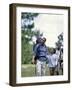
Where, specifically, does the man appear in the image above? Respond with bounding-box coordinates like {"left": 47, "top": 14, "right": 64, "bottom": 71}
{"left": 47, "top": 48, "right": 59, "bottom": 75}
{"left": 32, "top": 37, "right": 48, "bottom": 76}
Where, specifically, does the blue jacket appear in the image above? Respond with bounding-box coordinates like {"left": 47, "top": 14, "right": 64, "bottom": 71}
{"left": 34, "top": 44, "right": 48, "bottom": 61}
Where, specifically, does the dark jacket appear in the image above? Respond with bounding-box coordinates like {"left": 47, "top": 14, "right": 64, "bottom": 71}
{"left": 34, "top": 44, "right": 48, "bottom": 61}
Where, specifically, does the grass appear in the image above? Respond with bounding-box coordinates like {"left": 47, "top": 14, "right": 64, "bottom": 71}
{"left": 21, "top": 64, "right": 50, "bottom": 77}
{"left": 21, "top": 64, "right": 63, "bottom": 77}
{"left": 21, "top": 64, "right": 36, "bottom": 77}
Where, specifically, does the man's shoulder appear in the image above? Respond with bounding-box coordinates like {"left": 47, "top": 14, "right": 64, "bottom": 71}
{"left": 36, "top": 44, "right": 47, "bottom": 49}
{"left": 36, "top": 44, "right": 40, "bottom": 47}
{"left": 35, "top": 44, "right": 40, "bottom": 49}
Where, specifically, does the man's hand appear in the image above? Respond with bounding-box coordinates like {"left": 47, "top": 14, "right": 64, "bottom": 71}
{"left": 32, "top": 56, "right": 35, "bottom": 64}
{"left": 32, "top": 59, "right": 35, "bottom": 64}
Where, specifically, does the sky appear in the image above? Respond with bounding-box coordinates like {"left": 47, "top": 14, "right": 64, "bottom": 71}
{"left": 33, "top": 14, "right": 64, "bottom": 47}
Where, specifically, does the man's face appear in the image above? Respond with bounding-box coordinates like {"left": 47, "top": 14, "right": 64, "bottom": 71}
{"left": 40, "top": 39, "right": 45, "bottom": 45}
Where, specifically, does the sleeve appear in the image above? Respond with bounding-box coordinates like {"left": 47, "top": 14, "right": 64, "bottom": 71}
{"left": 32, "top": 44, "right": 36, "bottom": 56}
{"left": 55, "top": 55, "right": 59, "bottom": 65}
{"left": 33, "top": 44, "right": 39, "bottom": 56}
{"left": 46, "top": 46, "right": 49, "bottom": 55}
{"left": 46, "top": 55, "right": 50, "bottom": 63}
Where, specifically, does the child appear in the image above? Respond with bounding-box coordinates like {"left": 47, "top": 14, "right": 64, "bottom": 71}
{"left": 47, "top": 48, "right": 59, "bottom": 75}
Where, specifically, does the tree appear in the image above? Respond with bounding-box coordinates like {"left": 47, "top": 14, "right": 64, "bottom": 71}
{"left": 21, "top": 13, "right": 39, "bottom": 64}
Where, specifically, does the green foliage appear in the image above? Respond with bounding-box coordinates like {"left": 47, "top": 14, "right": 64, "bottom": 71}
{"left": 21, "top": 13, "right": 38, "bottom": 19}
{"left": 21, "top": 42, "right": 33, "bottom": 64}
{"left": 21, "top": 13, "right": 38, "bottom": 29}
{"left": 21, "top": 13, "right": 39, "bottom": 64}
